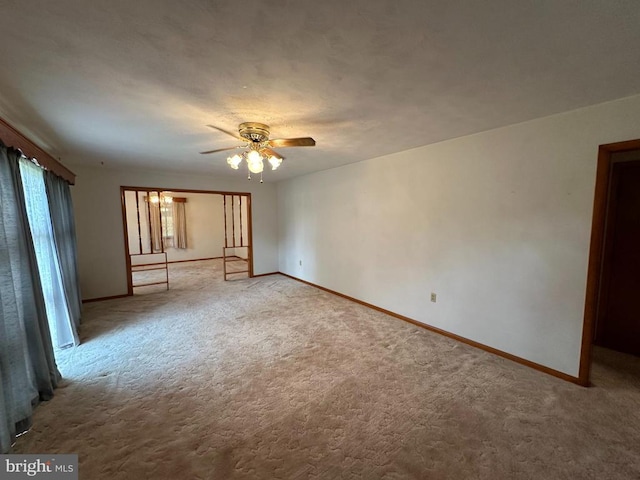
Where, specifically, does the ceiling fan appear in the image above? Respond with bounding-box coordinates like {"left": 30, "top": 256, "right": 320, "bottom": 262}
{"left": 200, "top": 122, "right": 315, "bottom": 180}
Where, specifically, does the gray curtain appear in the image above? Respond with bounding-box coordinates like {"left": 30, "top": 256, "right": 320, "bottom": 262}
{"left": 44, "top": 170, "right": 82, "bottom": 329}
{"left": 0, "top": 143, "right": 60, "bottom": 453}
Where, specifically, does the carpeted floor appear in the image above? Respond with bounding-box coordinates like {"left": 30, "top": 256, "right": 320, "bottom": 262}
{"left": 12, "top": 260, "right": 640, "bottom": 479}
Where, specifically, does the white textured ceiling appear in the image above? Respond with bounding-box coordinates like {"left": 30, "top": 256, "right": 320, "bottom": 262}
{"left": 1, "top": 1, "right": 640, "bottom": 182}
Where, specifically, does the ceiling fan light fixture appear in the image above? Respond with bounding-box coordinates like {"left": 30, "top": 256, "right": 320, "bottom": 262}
{"left": 203, "top": 122, "right": 315, "bottom": 180}
{"left": 268, "top": 155, "right": 282, "bottom": 170}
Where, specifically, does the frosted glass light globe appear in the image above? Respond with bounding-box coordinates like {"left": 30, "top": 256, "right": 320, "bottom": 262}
{"left": 247, "top": 150, "right": 264, "bottom": 174}
{"left": 227, "top": 154, "right": 242, "bottom": 169}
{"left": 268, "top": 155, "right": 282, "bottom": 170}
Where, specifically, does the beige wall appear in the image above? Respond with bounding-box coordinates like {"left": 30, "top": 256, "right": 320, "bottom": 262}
{"left": 277, "top": 94, "right": 640, "bottom": 377}
{"left": 71, "top": 166, "right": 278, "bottom": 299}
{"left": 162, "top": 192, "right": 225, "bottom": 262}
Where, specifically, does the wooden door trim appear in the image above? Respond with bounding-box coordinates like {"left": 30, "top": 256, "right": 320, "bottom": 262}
{"left": 579, "top": 139, "right": 640, "bottom": 386}
{"left": 120, "top": 187, "right": 134, "bottom": 295}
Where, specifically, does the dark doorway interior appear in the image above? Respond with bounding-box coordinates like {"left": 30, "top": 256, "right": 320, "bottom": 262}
{"left": 595, "top": 154, "right": 640, "bottom": 357}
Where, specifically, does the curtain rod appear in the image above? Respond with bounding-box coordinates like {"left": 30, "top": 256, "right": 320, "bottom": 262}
{"left": 0, "top": 117, "right": 76, "bottom": 185}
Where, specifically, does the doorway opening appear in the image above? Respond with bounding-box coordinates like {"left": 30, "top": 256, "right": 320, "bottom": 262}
{"left": 580, "top": 139, "right": 640, "bottom": 386}
{"left": 120, "top": 187, "right": 252, "bottom": 295}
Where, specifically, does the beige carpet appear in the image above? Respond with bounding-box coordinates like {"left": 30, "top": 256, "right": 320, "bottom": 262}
{"left": 12, "top": 260, "right": 640, "bottom": 479}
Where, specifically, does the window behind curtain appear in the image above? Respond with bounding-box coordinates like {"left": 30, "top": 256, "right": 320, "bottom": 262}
{"left": 19, "top": 159, "right": 78, "bottom": 349}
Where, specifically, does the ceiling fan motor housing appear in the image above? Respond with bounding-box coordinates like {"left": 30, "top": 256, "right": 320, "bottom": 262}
{"left": 239, "top": 122, "right": 270, "bottom": 143}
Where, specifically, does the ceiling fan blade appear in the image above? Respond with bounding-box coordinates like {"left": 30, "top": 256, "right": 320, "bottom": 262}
{"left": 262, "top": 147, "right": 285, "bottom": 159}
{"left": 206, "top": 124, "right": 244, "bottom": 140}
{"left": 268, "top": 137, "right": 316, "bottom": 148}
{"left": 199, "top": 146, "right": 243, "bottom": 155}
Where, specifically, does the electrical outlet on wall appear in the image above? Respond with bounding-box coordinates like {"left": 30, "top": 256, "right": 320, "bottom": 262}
{"left": 430, "top": 293, "right": 437, "bottom": 303}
